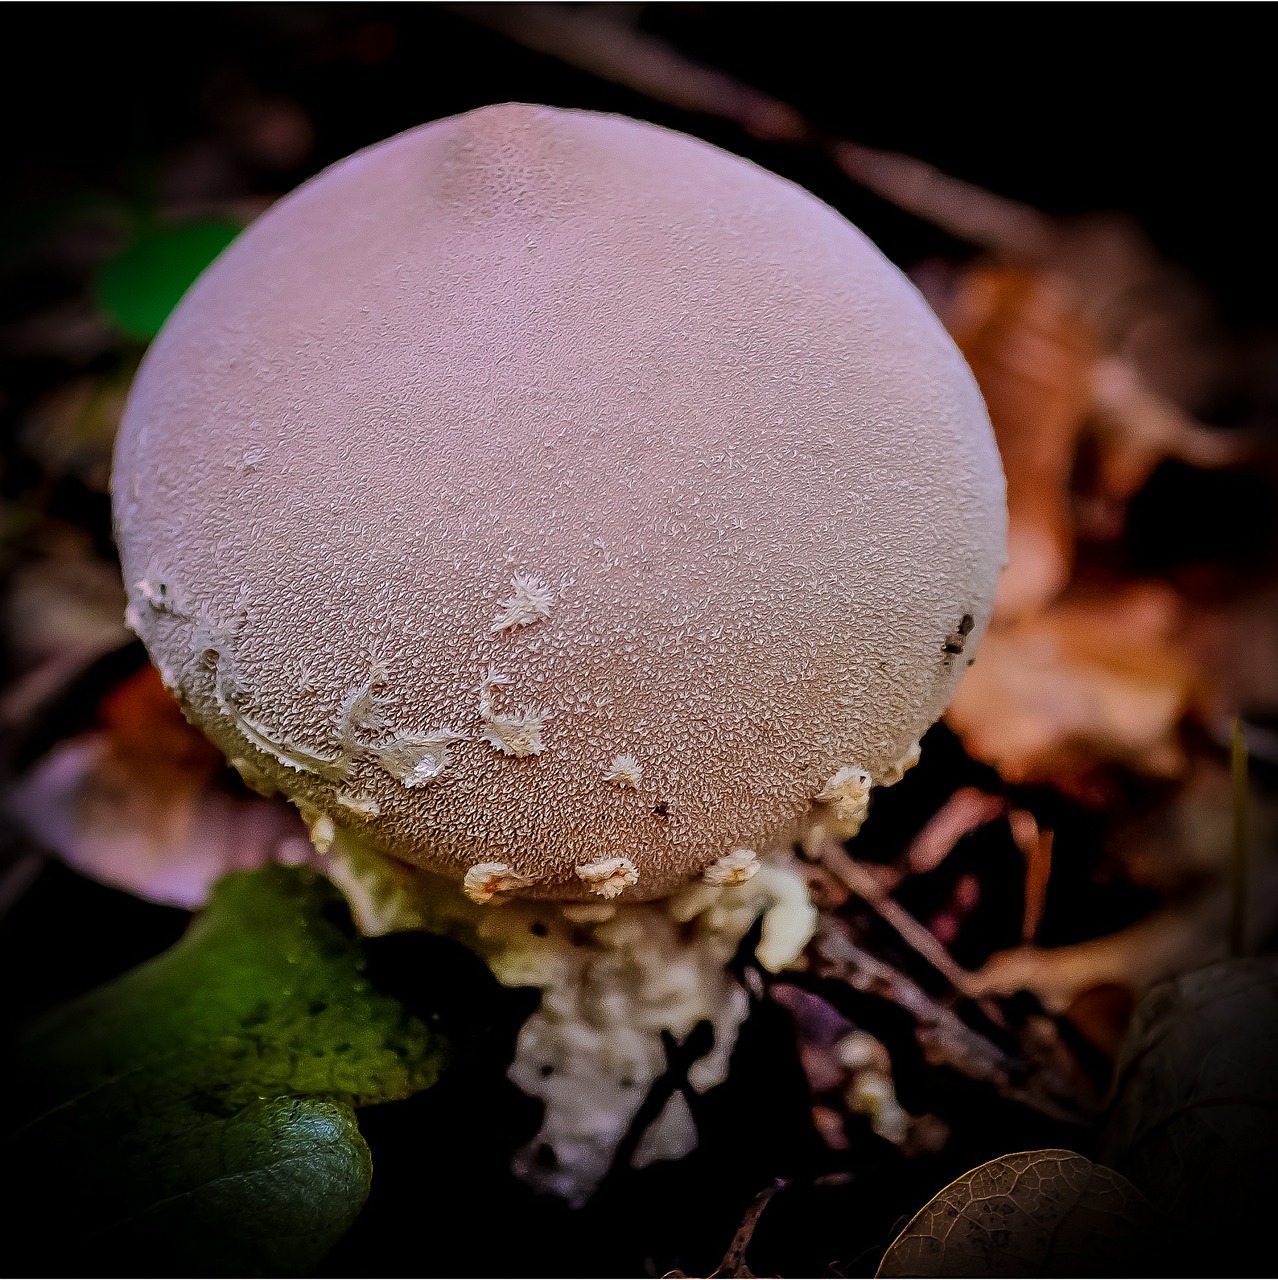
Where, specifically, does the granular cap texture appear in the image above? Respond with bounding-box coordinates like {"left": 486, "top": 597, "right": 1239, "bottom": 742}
{"left": 113, "top": 104, "right": 1006, "bottom": 901}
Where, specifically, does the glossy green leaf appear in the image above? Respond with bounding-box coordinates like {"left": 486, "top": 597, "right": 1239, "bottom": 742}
{"left": 94, "top": 217, "right": 240, "bottom": 340}
{"left": 5, "top": 866, "right": 448, "bottom": 1276}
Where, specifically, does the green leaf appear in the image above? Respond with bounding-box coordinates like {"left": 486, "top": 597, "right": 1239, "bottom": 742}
{"left": 877, "top": 1149, "right": 1159, "bottom": 1277}
{"left": 5, "top": 866, "right": 448, "bottom": 1276}
{"left": 42, "top": 1095, "right": 372, "bottom": 1278}
{"left": 1098, "top": 957, "right": 1278, "bottom": 1268}
{"left": 94, "top": 217, "right": 241, "bottom": 340}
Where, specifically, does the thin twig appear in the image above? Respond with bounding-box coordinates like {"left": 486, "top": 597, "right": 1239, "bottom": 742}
{"left": 446, "top": 2, "right": 807, "bottom": 142}
{"left": 1230, "top": 717, "right": 1250, "bottom": 957}
{"left": 903, "top": 787, "right": 1006, "bottom": 876}
{"left": 811, "top": 919, "right": 1087, "bottom": 1126}
{"left": 709, "top": 1180, "right": 788, "bottom": 1278}
{"left": 828, "top": 140, "right": 1058, "bottom": 260}
{"left": 808, "top": 916, "right": 1014, "bottom": 1085}
{"left": 816, "top": 835, "right": 976, "bottom": 996}
{"left": 448, "top": 2, "right": 1058, "bottom": 262}
{"left": 1008, "top": 809, "right": 1053, "bottom": 945}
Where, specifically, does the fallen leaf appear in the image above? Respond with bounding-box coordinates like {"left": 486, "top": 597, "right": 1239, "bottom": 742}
{"left": 5, "top": 664, "right": 314, "bottom": 908}
{"left": 877, "top": 1149, "right": 1159, "bottom": 1277}
{"left": 21, "top": 1092, "right": 371, "bottom": 1277}
{"left": 945, "top": 264, "right": 1096, "bottom": 623}
{"left": 1088, "top": 356, "right": 1246, "bottom": 507}
{"left": 969, "top": 901, "right": 1222, "bottom": 1016}
{"left": 94, "top": 216, "right": 242, "bottom": 340}
{"left": 4, "top": 865, "right": 450, "bottom": 1275}
{"left": 1098, "top": 957, "right": 1278, "bottom": 1269}
{"left": 947, "top": 582, "right": 1201, "bottom": 798}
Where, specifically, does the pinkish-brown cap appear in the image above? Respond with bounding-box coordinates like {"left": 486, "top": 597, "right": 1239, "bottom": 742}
{"left": 112, "top": 103, "right": 1006, "bottom": 902}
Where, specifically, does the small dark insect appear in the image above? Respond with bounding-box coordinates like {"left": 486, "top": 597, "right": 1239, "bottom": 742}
{"left": 652, "top": 801, "right": 671, "bottom": 818}
{"left": 943, "top": 613, "right": 976, "bottom": 655}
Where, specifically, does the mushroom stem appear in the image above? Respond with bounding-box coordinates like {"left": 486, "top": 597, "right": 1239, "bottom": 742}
{"left": 320, "top": 822, "right": 816, "bottom": 1204}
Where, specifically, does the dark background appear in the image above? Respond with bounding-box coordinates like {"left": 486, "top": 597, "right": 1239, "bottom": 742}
{"left": 1, "top": 6, "right": 1272, "bottom": 1276}
{"left": 3, "top": 3, "right": 1275, "bottom": 331}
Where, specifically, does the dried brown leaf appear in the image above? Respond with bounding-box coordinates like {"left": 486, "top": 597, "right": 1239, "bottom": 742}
{"left": 1099, "top": 957, "right": 1278, "bottom": 1259}
{"left": 945, "top": 265, "right": 1097, "bottom": 623}
{"left": 947, "top": 583, "right": 1201, "bottom": 797}
{"left": 967, "top": 879, "right": 1264, "bottom": 1015}
{"left": 877, "top": 1149, "right": 1159, "bottom": 1277}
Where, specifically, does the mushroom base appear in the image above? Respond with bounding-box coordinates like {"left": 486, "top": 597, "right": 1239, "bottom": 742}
{"left": 323, "top": 825, "right": 817, "bottom": 1206}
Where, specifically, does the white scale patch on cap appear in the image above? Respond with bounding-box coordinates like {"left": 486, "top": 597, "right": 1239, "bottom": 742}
{"left": 603, "top": 754, "right": 643, "bottom": 788}
{"left": 703, "top": 848, "right": 760, "bottom": 886}
{"left": 335, "top": 792, "right": 381, "bottom": 818}
{"left": 464, "top": 861, "right": 531, "bottom": 904}
{"left": 878, "top": 741, "right": 921, "bottom": 788}
{"left": 478, "top": 666, "right": 548, "bottom": 757}
{"left": 480, "top": 710, "right": 547, "bottom": 758}
{"left": 817, "top": 765, "right": 873, "bottom": 828}
{"left": 373, "top": 731, "right": 467, "bottom": 786}
{"left": 575, "top": 857, "right": 640, "bottom": 899}
{"left": 491, "top": 572, "right": 555, "bottom": 633}
{"left": 134, "top": 573, "right": 180, "bottom": 615}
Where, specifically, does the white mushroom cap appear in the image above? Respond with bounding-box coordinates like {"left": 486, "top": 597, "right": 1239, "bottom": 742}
{"left": 112, "top": 104, "right": 1005, "bottom": 902}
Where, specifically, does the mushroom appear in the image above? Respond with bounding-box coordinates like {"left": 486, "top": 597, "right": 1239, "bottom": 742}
{"left": 112, "top": 103, "right": 1005, "bottom": 1202}
{"left": 112, "top": 103, "right": 1005, "bottom": 907}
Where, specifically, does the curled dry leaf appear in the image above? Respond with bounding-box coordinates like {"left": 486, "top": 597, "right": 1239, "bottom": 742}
{"left": 925, "top": 252, "right": 1242, "bottom": 799}
{"left": 969, "top": 902, "right": 1224, "bottom": 1017}
{"left": 919, "top": 250, "right": 1249, "bottom": 795}
{"left": 946, "top": 582, "right": 1202, "bottom": 798}
{"left": 877, "top": 1149, "right": 1160, "bottom": 1277}
{"left": 968, "top": 754, "right": 1278, "bottom": 1017}
{"left": 1088, "top": 355, "right": 1244, "bottom": 508}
